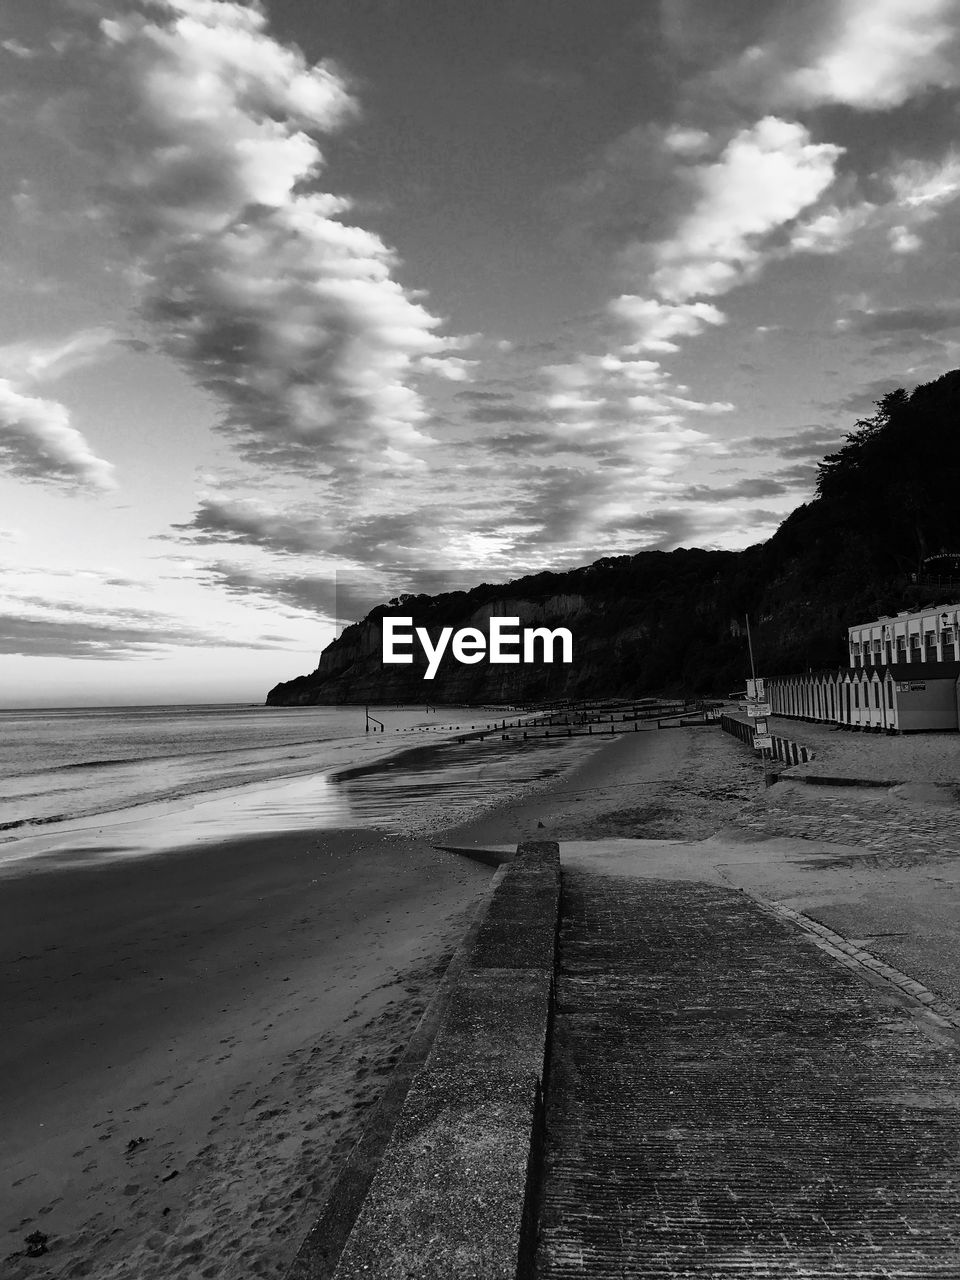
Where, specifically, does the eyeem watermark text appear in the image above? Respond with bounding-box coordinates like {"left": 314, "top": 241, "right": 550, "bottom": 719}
{"left": 382, "top": 616, "right": 573, "bottom": 680}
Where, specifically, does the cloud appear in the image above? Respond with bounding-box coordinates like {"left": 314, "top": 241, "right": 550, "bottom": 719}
{"left": 779, "top": 0, "right": 960, "bottom": 111}
{"left": 595, "top": 503, "right": 784, "bottom": 548}
{"left": 203, "top": 561, "right": 420, "bottom": 625}
{"left": 787, "top": 149, "right": 960, "bottom": 258}
{"left": 204, "top": 563, "right": 341, "bottom": 618}
{"left": 0, "top": 611, "right": 280, "bottom": 659}
{"left": 416, "top": 355, "right": 477, "bottom": 382}
{"left": 81, "top": 0, "right": 457, "bottom": 476}
{"left": 678, "top": 475, "right": 799, "bottom": 503}
{"left": 713, "top": 0, "right": 960, "bottom": 113}
{"left": 0, "top": 327, "right": 120, "bottom": 491}
{"left": 888, "top": 225, "right": 922, "bottom": 254}
{"left": 466, "top": 404, "right": 542, "bottom": 424}
{"left": 839, "top": 304, "right": 960, "bottom": 335}
{"left": 834, "top": 376, "right": 914, "bottom": 417}
{"left": 662, "top": 126, "right": 712, "bottom": 158}
{"left": 732, "top": 425, "right": 845, "bottom": 461}
{"left": 0, "top": 327, "right": 120, "bottom": 385}
{"left": 0, "top": 379, "right": 116, "bottom": 490}
{"left": 172, "top": 495, "right": 444, "bottom": 569}
{"left": 788, "top": 201, "right": 878, "bottom": 254}
{"left": 1, "top": 39, "right": 38, "bottom": 60}
{"left": 171, "top": 497, "right": 330, "bottom": 555}
{"left": 890, "top": 152, "right": 960, "bottom": 209}
{"left": 774, "top": 462, "right": 820, "bottom": 487}
{"left": 455, "top": 389, "right": 511, "bottom": 403}
{"left": 650, "top": 117, "right": 841, "bottom": 302}
{"left": 608, "top": 297, "right": 726, "bottom": 352}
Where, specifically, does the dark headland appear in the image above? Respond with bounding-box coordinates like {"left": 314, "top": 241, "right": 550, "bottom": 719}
{"left": 268, "top": 370, "right": 960, "bottom": 708}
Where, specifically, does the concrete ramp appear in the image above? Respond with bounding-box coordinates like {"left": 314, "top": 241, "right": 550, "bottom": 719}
{"left": 534, "top": 867, "right": 960, "bottom": 1277}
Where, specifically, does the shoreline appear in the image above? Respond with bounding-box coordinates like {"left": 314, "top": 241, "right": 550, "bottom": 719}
{"left": 0, "top": 708, "right": 590, "bottom": 872}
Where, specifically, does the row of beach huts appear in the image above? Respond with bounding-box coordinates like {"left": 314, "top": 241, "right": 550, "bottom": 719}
{"left": 762, "top": 602, "right": 960, "bottom": 733}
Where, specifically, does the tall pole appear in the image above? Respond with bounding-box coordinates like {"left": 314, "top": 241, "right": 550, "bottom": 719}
{"left": 745, "top": 613, "right": 757, "bottom": 683}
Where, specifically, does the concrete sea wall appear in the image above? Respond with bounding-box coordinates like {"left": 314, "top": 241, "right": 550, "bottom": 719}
{"left": 293, "top": 840, "right": 561, "bottom": 1280}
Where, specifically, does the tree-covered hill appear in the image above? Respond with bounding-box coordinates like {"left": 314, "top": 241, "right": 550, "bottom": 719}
{"left": 267, "top": 370, "right": 960, "bottom": 705}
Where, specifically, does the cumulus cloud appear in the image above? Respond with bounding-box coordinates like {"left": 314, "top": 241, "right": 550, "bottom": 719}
{"left": 608, "top": 297, "right": 726, "bottom": 352}
{"left": 714, "top": 0, "right": 960, "bottom": 113}
{"left": 788, "top": 201, "right": 878, "bottom": 254}
{"left": 85, "top": 0, "right": 456, "bottom": 475}
{"left": 780, "top": 0, "right": 960, "bottom": 111}
{"left": 0, "top": 379, "right": 116, "bottom": 490}
{"left": 650, "top": 117, "right": 841, "bottom": 302}
{"left": 785, "top": 149, "right": 960, "bottom": 258}
{"left": 416, "top": 355, "right": 478, "bottom": 382}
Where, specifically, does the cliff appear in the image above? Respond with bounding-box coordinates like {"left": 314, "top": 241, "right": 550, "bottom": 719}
{"left": 267, "top": 369, "right": 960, "bottom": 706}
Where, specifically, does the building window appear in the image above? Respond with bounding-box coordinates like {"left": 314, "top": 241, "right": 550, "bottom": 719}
{"left": 874, "top": 684, "right": 880, "bottom": 708}
{"left": 887, "top": 681, "right": 894, "bottom": 708}
{"left": 853, "top": 684, "right": 859, "bottom": 708}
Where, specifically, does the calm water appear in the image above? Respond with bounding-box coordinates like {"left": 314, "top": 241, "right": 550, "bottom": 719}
{"left": 0, "top": 703, "right": 583, "bottom": 869}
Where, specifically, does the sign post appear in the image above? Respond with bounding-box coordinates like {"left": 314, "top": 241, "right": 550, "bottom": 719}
{"left": 744, "top": 619, "right": 774, "bottom": 782}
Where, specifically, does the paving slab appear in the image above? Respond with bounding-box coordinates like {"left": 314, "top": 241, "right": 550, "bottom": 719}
{"left": 535, "top": 867, "right": 960, "bottom": 1278}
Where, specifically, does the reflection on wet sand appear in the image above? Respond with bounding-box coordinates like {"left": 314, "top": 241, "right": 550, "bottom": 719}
{"left": 0, "top": 732, "right": 596, "bottom": 873}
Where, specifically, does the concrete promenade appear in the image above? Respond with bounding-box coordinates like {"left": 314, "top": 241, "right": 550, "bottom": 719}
{"left": 536, "top": 860, "right": 960, "bottom": 1277}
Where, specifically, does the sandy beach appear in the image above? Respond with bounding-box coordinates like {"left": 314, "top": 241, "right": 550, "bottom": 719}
{"left": 1, "top": 828, "right": 491, "bottom": 1278}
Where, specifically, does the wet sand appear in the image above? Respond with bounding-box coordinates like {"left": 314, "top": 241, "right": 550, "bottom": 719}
{"left": 1, "top": 828, "right": 490, "bottom": 1279}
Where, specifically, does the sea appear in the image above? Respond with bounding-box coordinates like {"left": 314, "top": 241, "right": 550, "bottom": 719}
{"left": 0, "top": 703, "right": 583, "bottom": 870}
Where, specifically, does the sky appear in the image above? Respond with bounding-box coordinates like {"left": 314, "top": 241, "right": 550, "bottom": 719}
{"left": 3, "top": 0, "right": 960, "bottom": 706}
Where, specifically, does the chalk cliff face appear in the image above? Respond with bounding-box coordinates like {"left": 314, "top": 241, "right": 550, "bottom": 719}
{"left": 267, "top": 369, "right": 960, "bottom": 706}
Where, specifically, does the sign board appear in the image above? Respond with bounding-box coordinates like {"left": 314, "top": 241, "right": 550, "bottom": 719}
{"left": 745, "top": 701, "right": 771, "bottom": 717}
{"left": 746, "top": 677, "right": 765, "bottom": 700}
{"left": 910, "top": 682, "right": 926, "bottom": 692}
{"left": 753, "top": 734, "right": 773, "bottom": 749}
{"left": 754, "top": 718, "right": 768, "bottom": 735}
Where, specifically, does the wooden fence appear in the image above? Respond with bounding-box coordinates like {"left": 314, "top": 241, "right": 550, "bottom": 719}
{"left": 720, "top": 714, "right": 811, "bottom": 764}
